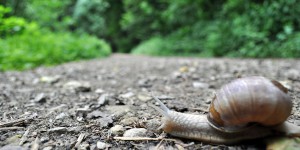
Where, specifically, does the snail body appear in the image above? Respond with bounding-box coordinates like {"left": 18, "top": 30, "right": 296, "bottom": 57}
{"left": 153, "top": 76, "right": 300, "bottom": 144}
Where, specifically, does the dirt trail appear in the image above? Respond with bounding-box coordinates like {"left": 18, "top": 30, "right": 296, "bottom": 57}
{"left": 0, "top": 54, "right": 300, "bottom": 149}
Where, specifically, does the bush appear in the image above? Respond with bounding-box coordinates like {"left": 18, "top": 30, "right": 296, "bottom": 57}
{"left": 131, "top": 0, "right": 300, "bottom": 58}
{"left": 0, "top": 5, "right": 30, "bottom": 37}
{"left": 0, "top": 31, "right": 111, "bottom": 71}
{"left": 2, "top": 1, "right": 300, "bottom": 57}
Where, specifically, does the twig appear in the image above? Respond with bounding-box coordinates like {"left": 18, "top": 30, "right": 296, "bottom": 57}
{"left": 31, "top": 137, "right": 39, "bottom": 150}
{"left": 19, "top": 129, "right": 30, "bottom": 145}
{"left": 155, "top": 139, "right": 164, "bottom": 149}
{"left": 113, "top": 136, "right": 178, "bottom": 142}
{"left": 0, "top": 126, "right": 24, "bottom": 131}
{"left": 74, "top": 133, "right": 86, "bottom": 148}
{"left": 114, "top": 136, "right": 194, "bottom": 147}
{"left": 0, "top": 115, "right": 36, "bottom": 127}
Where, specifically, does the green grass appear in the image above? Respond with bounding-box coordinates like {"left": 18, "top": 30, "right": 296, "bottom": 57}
{"left": 0, "top": 31, "right": 111, "bottom": 71}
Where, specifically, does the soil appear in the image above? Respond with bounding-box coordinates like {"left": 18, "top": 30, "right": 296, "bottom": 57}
{"left": 0, "top": 54, "right": 300, "bottom": 150}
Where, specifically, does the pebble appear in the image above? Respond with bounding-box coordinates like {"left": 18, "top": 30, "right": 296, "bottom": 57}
{"left": 97, "top": 141, "right": 108, "bottom": 149}
{"left": 120, "top": 117, "right": 139, "bottom": 126}
{"left": 63, "top": 81, "right": 91, "bottom": 92}
{"left": 106, "top": 105, "right": 132, "bottom": 118}
{"left": 286, "top": 69, "right": 299, "bottom": 80}
{"left": 40, "top": 137, "right": 49, "bottom": 143}
{"left": 55, "top": 112, "right": 68, "bottom": 120}
{"left": 192, "top": 82, "right": 210, "bottom": 89}
{"left": 123, "top": 128, "right": 147, "bottom": 137}
{"left": 34, "top": 93, "right": 47, "bottom": 103}
{"left": 40, "top": 76, "right": 60, "bottom": 84}
{"left": 179, "top": 66, "right": 189, "bottom": 73}
{"left": 95, "top": 88, "right": 104, "bottom": 94}
{"left": 137, "top": 94, "right": 152, "bottom": 102}
{"left": 110, "top": 125, "right": 125, "bottom": 135}
{"left": 79, "top": 142, "right": 89, "bottom": 150}
{"left": 145, "top": 119, "right": 161, "bottom": 131}
{"left": 120, "top": 92, "right": 134, "bottom": 98}
{"left": 97, "top": 94, "right": 107, "bottom": 106}
{"left": 137, "top": 79, "right": 152, "bottom": 87}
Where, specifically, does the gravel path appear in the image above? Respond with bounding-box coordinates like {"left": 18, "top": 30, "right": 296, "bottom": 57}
{"left": 0, "top": 54, "right": 300, "bottom": 149}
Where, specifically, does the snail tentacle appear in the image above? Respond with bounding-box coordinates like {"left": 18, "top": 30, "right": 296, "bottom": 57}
{"left": 152, "top": 96, "right": 170, "bottom": 114}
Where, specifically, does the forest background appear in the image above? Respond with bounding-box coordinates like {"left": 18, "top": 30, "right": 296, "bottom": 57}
{"left": 1, "top": 0, "right": 299, "bottom": 71}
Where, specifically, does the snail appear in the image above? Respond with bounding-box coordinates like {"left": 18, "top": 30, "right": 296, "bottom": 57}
{"left": 152, "top": 76, "right": 300, "bottom": 144}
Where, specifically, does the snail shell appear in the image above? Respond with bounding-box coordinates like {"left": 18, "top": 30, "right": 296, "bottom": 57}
{"left": 208, "top": 76, "right": 292, "bottom": 132}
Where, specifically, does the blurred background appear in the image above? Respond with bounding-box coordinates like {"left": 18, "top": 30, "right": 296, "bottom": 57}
{"left": 0, "top": 0, "right": 299, "bottom": 71}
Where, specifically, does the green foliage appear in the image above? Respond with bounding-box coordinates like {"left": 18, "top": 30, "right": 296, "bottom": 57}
{"left": 2, "top": 0, "right": 300, "bottom": 58}
{"left": 0, "top": 5, "right": 30, "bottom": 37}
{"left": 24, "top": 0, "right": 73, "bottom": 31}
{"left": 0, "top": 31, "right": 111, "bottom": 71}
{"left": 73, "top": 0, "right": 109, "bottom": 35}
{"left": 132, "top": 0, "right": 300, "bottom": 58}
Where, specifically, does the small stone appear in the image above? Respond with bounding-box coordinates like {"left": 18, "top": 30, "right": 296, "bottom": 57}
{"left": 34, "top": 93, "right": 47, "bottom": 103}
{"left": 120, "top": 117, "right": 139, "bottom": 126}
{"left": 145, "top": 119, "right": 161, "bottom": 131}
{"left": 87, "top": 110, "right": 107, "bottom": 119}
{"left": 48, "top": 127, "right": 67, "bottom": 133}
{"left": 120, "top": 92, "right": 134, "bottom": 99}
{"left": 106, "top": 105, "right": 132, "bottom": 118}
{"left": 172, "top": 71, "right": 182, "bottom": 79}
{"left": 97, "top": 141, "right": 107, "bottom": 149}
{"left": 63, "top": 81, "right": 91, "bottom": 92}
{"left": 179, "top": 66, "right": 189, "bottom": 73}
{"left": 40, "top": 76, "right": 60, "bottom": 84}
{"left": 95, "top": 88, "right": 104, "bottom": 94}
{"left": 137, "top": 94, "right": 152, "bottom": 102}
{"left": 98, "top": 94, "right": 107, "bottom": 106}
{"left": 40, "top": 137, "right": 49, "bottom": 143}
{"left": 192, "top": 82, "right": 209, "bottom": 89}
{"left": 110, "top": 125, "right": 125, "bottom": 135}
{"left": 79, "top": 142, "right": 89, "bottom": 150}
{"left": 137, "top": 79, "right": 152, "bottom": 88}
{"left": 286, "top": 69, "right": 299, "bottom": 80}
{"left": 96, "top": 116, "right": 113, "bottom": 128}
{"left": 76, "top": 106, "right": 92, "bottom": 113}
{"left": 55, "top": 113, "right": 68, "bottom": 120}
{"left": 123, "top": 128, "right": 147, "bottom": 137}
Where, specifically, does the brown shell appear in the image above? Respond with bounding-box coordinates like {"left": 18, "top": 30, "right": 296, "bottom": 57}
{"left": 207, "top": 76, "right": 292, "bottom": 132}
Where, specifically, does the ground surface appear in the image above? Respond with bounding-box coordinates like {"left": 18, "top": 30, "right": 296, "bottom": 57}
{"left": 0, "top": 54, "right": 300, "bottom": 150}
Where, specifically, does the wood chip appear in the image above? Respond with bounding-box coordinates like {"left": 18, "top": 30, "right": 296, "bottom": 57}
{"left": 74, "top": 133, "right": 86, "bottom": 148}
{"left": 19, "top": 129, "right": 30, "bottom": 145}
